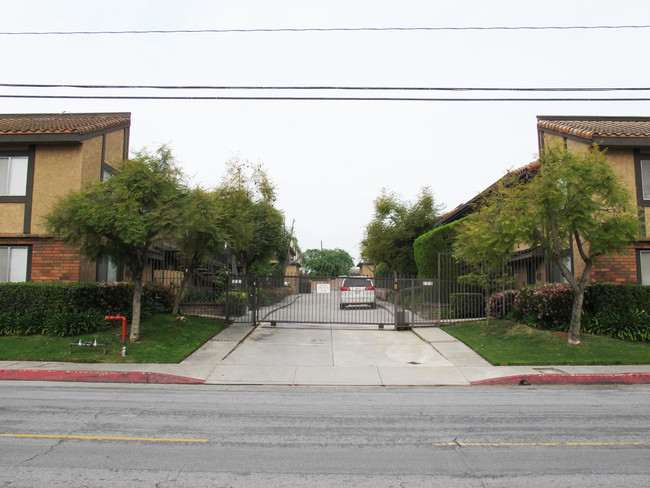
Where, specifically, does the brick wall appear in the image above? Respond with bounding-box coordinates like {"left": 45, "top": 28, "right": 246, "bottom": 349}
{"left": 0, "top": 236, "right": 81, "bottom": 282}
{"left": 591, "top": 244, "right": 639, "bottom": 284}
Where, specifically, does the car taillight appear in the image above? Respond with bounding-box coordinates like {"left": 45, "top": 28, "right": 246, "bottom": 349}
{"left": 365, "top": 286, "right": 374, "bottom": 290}
{"left": 340, "top": 286, "right": 350, "bottom": 291}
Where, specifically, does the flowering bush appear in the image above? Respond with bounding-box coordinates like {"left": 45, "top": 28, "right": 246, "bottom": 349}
{"left": 488, "top": 289, "right": 519, "bottom": 319}
{"left": 513, "top": 283, "right": 573, "bottom": 330}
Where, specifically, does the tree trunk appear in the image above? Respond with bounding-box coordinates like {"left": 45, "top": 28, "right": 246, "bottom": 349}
{"left": 567, "top": 286, "right": 585, "bottom": 345}
{"left": 130, "top": 277, "right": 143, "bottom": 342}
{"left": 172, "top": 269, "right": 192, "bottom": 316}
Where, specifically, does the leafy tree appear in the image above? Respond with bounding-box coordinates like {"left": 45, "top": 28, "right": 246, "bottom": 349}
{"left": 215, "top": 158, "right": 286, "bottom": 275}
{"left": 301, "top": 248, "right": 354, "bottom": 277}
{"left": 361, "top": 187, "right": 442, "bottom": 275}
{"left": 171, "top": 187, "right": 225, "bottom": 315}
{"left": 455, "top": 144, "right": 639, "bottom": 344}
{"left": 46, "top": 145, "right": 185, "bottom": 341}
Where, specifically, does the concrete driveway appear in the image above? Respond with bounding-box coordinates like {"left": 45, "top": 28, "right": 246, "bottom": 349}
{"left": 202, "top": 324, "right": 491, "bottom": 386}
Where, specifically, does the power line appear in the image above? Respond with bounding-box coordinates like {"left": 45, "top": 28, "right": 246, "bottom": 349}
{"left": 2, "top": 94, "right": 650, "bottom": 102}
{"left": 1, "top": 24, "right": 649, "bottom": 36}
{"left": 2, "top": 83, "right": 650, "bottom": 92}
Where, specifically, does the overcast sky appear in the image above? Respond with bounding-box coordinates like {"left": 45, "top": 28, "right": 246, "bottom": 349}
{"left": 3, "top": 0, "right": 650, "bottom": 261}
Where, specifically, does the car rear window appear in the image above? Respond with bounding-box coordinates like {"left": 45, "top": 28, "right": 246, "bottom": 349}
{"left": 342, "top": 278, "right": 373, "bottom": 287}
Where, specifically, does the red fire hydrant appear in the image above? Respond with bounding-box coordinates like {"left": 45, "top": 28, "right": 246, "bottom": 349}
{"left": 105, "top": 315, "right": 127, "bottom": 357}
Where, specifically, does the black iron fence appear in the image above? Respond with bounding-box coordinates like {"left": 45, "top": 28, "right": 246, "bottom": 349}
{"left": 146, "top": 250, "right": 549, "bottom": 329}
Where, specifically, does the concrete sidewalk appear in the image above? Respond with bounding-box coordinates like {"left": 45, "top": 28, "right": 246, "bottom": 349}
{"left": 2, "top": 323, "right": 650, "bottom": 386}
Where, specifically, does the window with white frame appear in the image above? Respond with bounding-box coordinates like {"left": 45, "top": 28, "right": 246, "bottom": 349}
{"left": 0, "top": 156, "right": 28, "bottom": 196}
{"left": 0, "top": 246, "right": 28, "bottom": 282}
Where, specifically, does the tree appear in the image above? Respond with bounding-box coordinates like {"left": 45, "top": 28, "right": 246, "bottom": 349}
{"left": 455, "top": 144, "right": 639, "bottom": 344}
{"left": 215, "top": 158, "right": 286, "bottom": 275}
{"left": 361, "top": 187, "right": 442, "bottom": 275}
{"left": 171, "top": 187, "right": 225, "bottom": 315}
{"left": 46, "top": 145, "right": 185, "bottom": 341}
{"left": 301, "top": 248, "right": 354, "bottom": 277}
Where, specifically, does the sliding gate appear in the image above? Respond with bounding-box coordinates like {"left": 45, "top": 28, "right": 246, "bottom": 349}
{"left": 178, "top": 256, "right": 488, "bottom": 329}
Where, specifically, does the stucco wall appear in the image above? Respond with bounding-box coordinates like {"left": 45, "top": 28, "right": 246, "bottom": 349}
{"left": 0, "top": 204, "right": 25, "bottom": 233}
{"left": 31, "top": 144, "right": 83, "bottom": 234}
{"left": 80, "top": 135, "right": 103, "bottom": 188}
{"left": 104, "top": 129, "right": 126, "bottom": 168}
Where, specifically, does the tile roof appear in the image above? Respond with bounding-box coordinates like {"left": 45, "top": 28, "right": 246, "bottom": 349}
{"left": 0, "top": 113, "right": 130, "bottom": 135}
{"left": 537, "top": 116, "right": 650, "bottom": 139}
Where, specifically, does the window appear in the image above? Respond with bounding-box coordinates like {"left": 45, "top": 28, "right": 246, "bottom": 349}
{"left": 641, "top": 160, "right": 650, "bottom": 201}
{"left": 0, "top": 246, "right": 28, "bottom": 282}
{"left": 549, "top": 254, "right": 571, "bottom": 283}
{"left": 97, "top": 256, "right": 119, "bottom": 282}
{"left": 102, "top": 168, "right": 114, "bottom": 181}
{"left": 0, "top": 156, "right": 28, "bottom": 196}
{"left": 639, "top": 251, "right": 650, "bottom": 285}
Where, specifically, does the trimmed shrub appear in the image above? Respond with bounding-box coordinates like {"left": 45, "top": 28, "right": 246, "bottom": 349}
{"left": 581, "top": 284, "right": 650, "bottom": 342}
{"left": 0, "top": 281, "right": 175, "bottom": 336}
{"left": 513, "top": 283, "right": 573, "bottom": 330}
{"left": 584, "top": 284, "right": 650, "bottom": 317}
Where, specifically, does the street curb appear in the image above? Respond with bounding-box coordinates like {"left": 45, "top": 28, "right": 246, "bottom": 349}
{"left": 0, "top": 369, "right": 205, "bottom": 384}
{"left": 471, "top": 372, "right": 650, "bottom": 386}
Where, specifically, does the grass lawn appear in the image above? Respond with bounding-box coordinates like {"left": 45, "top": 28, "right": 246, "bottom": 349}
{"left": 0, "top": 315, "right": 229, "bottom": 363}
{"left": 443, "top": 319, "right": 650, "bottom": 366}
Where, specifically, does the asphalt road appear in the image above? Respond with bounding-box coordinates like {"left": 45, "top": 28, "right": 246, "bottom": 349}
{"left": 1, "top": 382, "right": 649, "bottom": 487}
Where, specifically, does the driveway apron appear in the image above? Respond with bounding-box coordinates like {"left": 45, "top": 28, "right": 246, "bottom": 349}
{"left": 204, "top": 324, "right": 475, "bottom": 386}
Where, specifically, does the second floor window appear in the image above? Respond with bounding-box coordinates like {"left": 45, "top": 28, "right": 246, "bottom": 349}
{"left": 0, "top": 156, "right": 28, "bottom": 196}
{"left": 641, "top": 159, "right": 650, "bottom": 201}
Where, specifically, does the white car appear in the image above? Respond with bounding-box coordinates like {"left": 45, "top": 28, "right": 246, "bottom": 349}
{"left": 340, "top": 277, "right": 376, "bottom": 309}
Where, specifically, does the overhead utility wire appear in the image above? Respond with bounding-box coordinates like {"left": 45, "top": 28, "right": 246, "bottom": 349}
{"left": 2, "top": 94, "right": 650, "bottom": 102}
{"left": 1, "top": 24, "right": 649, "bottom": 35}
{"left": 2, "top": 83, "right": 650, "bottom": 92}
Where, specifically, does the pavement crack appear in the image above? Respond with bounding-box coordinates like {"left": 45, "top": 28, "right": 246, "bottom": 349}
{"left": 450, "top": 434, "right": 487, "bottom": 488}
{"left": 20, "top": 436, "right": 66, "bottom": 465}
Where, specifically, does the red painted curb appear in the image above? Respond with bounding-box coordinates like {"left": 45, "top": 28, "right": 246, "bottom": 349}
{"left": 0, "top": 369, "right": 205, "bottom": 384}
{"left": 471, "top": 372, "right": 650, "bottom": 386}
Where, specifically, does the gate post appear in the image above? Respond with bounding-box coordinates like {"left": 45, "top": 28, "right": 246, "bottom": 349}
{"left": 225, "top": 274, "right": 230, "bottom": 322}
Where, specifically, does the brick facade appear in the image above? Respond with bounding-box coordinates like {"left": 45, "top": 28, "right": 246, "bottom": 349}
{"left": 0, "top": 236, "right": 81, "bottom": 282}
{"left": 590, "top": 244, "right": 641, "bottom": 284}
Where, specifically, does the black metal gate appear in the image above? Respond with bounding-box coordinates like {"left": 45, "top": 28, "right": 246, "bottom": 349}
{"left": 171, "top": 253, "right": 490, "bottom": 329}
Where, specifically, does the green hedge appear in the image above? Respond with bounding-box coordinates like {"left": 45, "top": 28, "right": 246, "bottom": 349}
{"left": 492, "top": 283, "right": 650, "bottom": 342}
{"left": 414, "top": 217, "right": 466, "bottom": 278}
{"left": 0, "top": 281, "right": 175, "bottom": 336}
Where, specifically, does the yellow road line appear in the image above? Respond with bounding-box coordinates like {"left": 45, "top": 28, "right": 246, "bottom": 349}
{"left": 0, "top": 434, "right": 207, "bottom": 443}
{"left": 431, "top": 441, "right": 650, "bottom": 447}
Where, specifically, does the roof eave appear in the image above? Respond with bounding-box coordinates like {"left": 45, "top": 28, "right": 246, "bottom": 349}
{"left": 538, "top": 126, "right": 650, "bottom": 147}
{"left": 0, "top": 121, "right": 130, "bottom": 144}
